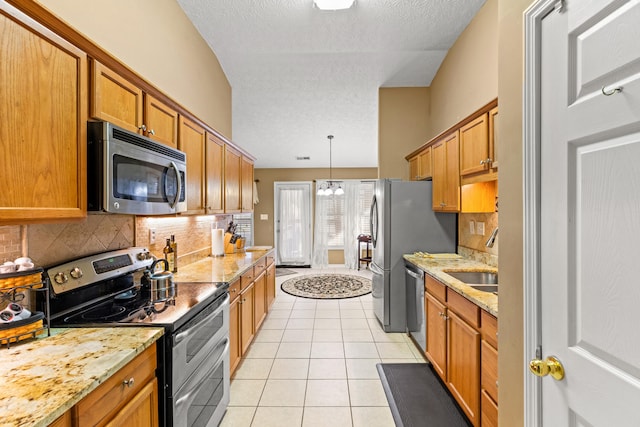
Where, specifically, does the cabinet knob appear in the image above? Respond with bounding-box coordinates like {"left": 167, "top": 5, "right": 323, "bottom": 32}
{"left": 148, "top": 129, "right": 155, "bottom": 136}
{"left": 138, "top": 124, "right": 147, "bottom": 132}
{"left": 123, "top": 377, "right": 135, "bottom": 388}
{"left": 480, "top": 159, "right": 486, "bottom": 165}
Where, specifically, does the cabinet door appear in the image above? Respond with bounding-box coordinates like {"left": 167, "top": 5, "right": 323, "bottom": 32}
{"left": 178, "top": 116, "right": 206, "bottom": 214}
{"left": 443, "top": 131, "right": 460, "bottom": 211}
{"left": 459, "top": 113, "right": 489, "bottom": 176}
{"left": 409, "top": 156, "right": 420, "bottom": 181}
{"left": 0, "top": 6, "right": 87, "bottom": 223}
{"left": 418, "top": 147, "right": 432, "bottom": 180}
{"left": 432, "top": 141, "right": 446, "bottom": 210}
{"left": 229, "top": 295, "right": 241, "bottom": 376}
{"left": 241, "top": 156, "right": 254, "bottom": 212}
{"left": 253, "top": 271, "right": 267, "bottom": 331}
{"left": 448, "top": 309, "right": 480, "bottom": 426}
{"left": 488, "top": 107, "right": 498, "bottom": 170}
{"left": 205, "top": 133, "right": 225, "bottom": 214}
{"left": 266, "top": 261, "right": 276, "bottom": 310}
{"left": 104, "top": 378, "right": 158, "bottom": 427}
{"left": 239, "top": 284, "right": 254, "bottom": 355}
{"left": 224, "top": 145, "right": 242, "bottom": 213}
{"left": 91, "top": 60, "right": 142, "bottom": 134}
{"left": 425, "top": 292, "right": 447, "bottom": 379}
{"left": 144, "top": 94, "right": 178, "bottom": 148}
{"left": 480, "top": 390, "right": 498, "bottom": 427}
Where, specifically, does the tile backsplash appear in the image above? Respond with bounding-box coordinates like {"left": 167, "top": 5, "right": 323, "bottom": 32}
{"left": 458, "top": 212, "right": 498, "bottom": 267}
{"left": 0, "top": 225, "right": 23, "bottom": 263}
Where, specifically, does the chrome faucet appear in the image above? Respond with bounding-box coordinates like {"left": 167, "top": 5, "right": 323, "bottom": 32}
{"left": 485, "top": 227, "right": 498, "bottom": 248}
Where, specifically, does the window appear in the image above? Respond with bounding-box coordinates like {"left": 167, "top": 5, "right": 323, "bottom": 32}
{"left": 327, "top": 181, "right": 375, "bottom": 248}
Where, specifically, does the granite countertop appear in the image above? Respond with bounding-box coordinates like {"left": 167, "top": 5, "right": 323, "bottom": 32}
{"left": 173, "top": 248, "right": 274, "bottom": 283}
{"left": 403, "top": 254, "right": 498, "bottom": 317}
{"left": 0, "top": 327, "right": 163, "bottom": 427}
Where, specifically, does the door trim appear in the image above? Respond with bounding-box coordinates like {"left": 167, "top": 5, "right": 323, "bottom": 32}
{"left": 524, "top": 1, "right": 562, "bottom": 426}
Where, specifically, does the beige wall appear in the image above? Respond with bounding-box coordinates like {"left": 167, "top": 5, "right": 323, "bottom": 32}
{"left": 497, "top": 0, "right": 531, "bottom": 425}
{"left": 253, "top": 168, "right": 378, "bottom": 255}
{"left": 36, "top": 0, "right": 232, "bottom": 138}
{"left": 378, "top": 88, "right": 431, "bottom": 179}
{"left": 428, "top": 0, "right": 499, "bottom": 139}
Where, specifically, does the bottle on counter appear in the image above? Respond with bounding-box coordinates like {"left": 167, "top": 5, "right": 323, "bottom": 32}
{"left": 170, "top": 235, "right": 178, "bottom": 273}
{"left": 163, "top": 238, "right": 175, "bottom": 272}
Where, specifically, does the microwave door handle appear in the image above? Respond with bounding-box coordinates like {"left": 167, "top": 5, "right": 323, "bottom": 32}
{"left": 168, "top": 161, "right": 181, "bottom": 209}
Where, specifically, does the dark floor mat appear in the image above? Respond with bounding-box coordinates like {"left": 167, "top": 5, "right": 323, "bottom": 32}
{"left": 377, "top": 363, "right": 472, "bottom": 427}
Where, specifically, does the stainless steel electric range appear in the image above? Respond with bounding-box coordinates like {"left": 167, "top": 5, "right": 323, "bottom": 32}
{"left": 39, "top": 247, "right": 230, "bottom": 427}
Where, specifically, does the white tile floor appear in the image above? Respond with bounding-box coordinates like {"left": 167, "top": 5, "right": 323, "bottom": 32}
{"left": 221, "top": 265, "right": 427, "bottom": 427}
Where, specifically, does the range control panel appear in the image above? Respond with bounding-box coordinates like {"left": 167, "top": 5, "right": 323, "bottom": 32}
{"left": 46, "top": 247, "right": 154, "bottom": 295}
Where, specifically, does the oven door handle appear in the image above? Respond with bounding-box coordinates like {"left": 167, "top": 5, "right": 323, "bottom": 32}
{"left": 174, "top": 293, "right": 230, "bottom": 345}
{"left": 174, "top": 337, "right": 229, "bottom": 408}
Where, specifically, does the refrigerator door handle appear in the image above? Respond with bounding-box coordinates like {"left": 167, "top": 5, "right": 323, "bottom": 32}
{"left": 405, "top": 268, "right": 423, "bottom": 280}
{"left": 369, "top": 262, "right": 384, "bottom": 275}
{"left": 370, "top": 195, "right": 378, "bottom": 248}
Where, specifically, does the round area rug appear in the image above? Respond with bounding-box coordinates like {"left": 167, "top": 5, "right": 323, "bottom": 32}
{"left": 281, "top": 274, "right": 372, "bottom": 299}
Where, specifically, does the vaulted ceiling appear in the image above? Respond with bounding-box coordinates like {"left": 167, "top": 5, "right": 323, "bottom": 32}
{"left": 177, "top": 0, "right": 486, "bottom": 168}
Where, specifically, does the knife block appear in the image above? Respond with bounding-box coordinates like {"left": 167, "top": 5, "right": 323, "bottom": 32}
{"left": 224, "top": 233, "right": 236, "bottom": 254}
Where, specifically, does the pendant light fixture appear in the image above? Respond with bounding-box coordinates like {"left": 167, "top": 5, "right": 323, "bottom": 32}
{"left": 317, "top": 135, "right": 344, "bottom": 196}
{"left": 313, "top": 0, "right": 355, "bottom": 11}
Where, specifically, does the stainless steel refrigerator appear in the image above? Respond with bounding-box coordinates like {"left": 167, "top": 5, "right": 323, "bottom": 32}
{"left": 369, "top": 179, "right": 457, "bottom": 332}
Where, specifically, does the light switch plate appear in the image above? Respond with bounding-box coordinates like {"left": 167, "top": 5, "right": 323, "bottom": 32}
{"left": 260, "top": 214, "right": 268, "bottom": 220}
{"left": 477, "top": 222, "right": 485, "bottom": 236}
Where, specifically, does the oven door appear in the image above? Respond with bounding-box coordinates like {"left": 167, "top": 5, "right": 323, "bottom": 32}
{"left": 171, "top": 293, "right": 229, "bottom": 390}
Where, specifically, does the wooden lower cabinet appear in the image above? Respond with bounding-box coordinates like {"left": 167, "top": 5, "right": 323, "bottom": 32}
{"left": 447, "top": 309, "right": 480, "bottom": 426}
{"left": 229, "top": 279, "right": 242, "bottom": 376}
{"left": 266, "top": 261, "right": 276, "bottom": 309}
{"left": 425, "top": 275, "right": 498, "bottom": 427}
{"left": 57, "top": 344, "right": 160, "bottom": 427}
{"left": 239, "top": 283, "right": 255, "bottom": 355}
{"left": 253, "top": 271, "right": 267, "bottom": 331}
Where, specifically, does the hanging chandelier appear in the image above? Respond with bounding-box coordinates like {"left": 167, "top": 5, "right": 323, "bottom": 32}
{"left": 317, "top": 135, "right": 344, "bottom": 196}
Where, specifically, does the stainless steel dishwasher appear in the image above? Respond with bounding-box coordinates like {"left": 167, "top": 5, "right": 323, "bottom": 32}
{"left": 405, "top": 262, "right": 426, "bottom": 352}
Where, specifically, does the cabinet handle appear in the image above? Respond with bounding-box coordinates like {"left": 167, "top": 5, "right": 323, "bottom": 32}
{"left": 480, "top": 159, "right": 486, "bottom": 165}
{"left": 123, "top": 377, "right": 135, "bottom": 388}
{"left": 148, "top": 129, "right": 156, "bottom": 136}
{"left": 138, "top": 124, "right": 147, "bottom": 132}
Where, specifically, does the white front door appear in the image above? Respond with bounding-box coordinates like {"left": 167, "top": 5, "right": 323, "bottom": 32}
{"left": 531, "top": 0, "right": 640, "bottom": 425}
{"left": 274, "top": 182, "right": 313, "bottom": 266}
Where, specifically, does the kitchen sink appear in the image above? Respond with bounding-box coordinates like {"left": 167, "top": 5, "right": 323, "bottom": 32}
{"left": 469, "top": 284, "right": 498, "bottom": 293}
{"left": 445, "top": 271, "right": 498, "bottom": 285}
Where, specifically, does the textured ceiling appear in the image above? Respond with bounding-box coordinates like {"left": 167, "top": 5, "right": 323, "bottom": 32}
{"left": 176, "top": 0, "right": 486, "bottom": 168}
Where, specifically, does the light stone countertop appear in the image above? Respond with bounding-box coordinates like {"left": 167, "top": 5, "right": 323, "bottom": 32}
{"left": 403, "top": 254, "right": 498, "bottom": 317}
{"left": 172, "top": 248, "right": 274, "bottom": 283}
{"left": 0, "top": 327, "right": 163, "bottom": 427}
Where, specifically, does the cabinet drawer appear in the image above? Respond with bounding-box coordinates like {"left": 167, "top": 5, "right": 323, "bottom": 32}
{"left": 266, "top": 255, "right": 275, "bottom": 267}
{"left": 481, "top": 340, "right": 498, "bottom": 402}
{"left": 425, "top": 275, "right": 446, "bottom": 303}
{"left": 229, "top": 279, "right": 241, "bottom": 302}
{"left": 240, "top": 269, "right": 255, "bottom": 290}
{"left": 254, "top": 258, "right": 267, "bottom": 275}
{"left": 480, "top": 310, "right": 498, "bottom": 348}
{"left": 480, "top": 390, "right": 498, "bottom": 427}
{"left": 447, "top": 290, "right": 479, "bottom": 328}
{"left": 74, "top": 344, "right": 156, "bottom": 426}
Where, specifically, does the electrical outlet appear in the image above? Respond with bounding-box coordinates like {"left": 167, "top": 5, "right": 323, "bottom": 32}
{"left": 477, "top": 222, "right": 485, "bottom": 236}
{"left": 469, "top": 220, "right": 475, "bottom": 235}
{"left": 149, "top": 228, "right": 157, "bottom": 244}
{"left": 260, "top": 214, "right": 269, "bottom": 220}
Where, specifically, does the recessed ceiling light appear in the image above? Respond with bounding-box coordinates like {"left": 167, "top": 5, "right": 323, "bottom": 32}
{"left": 313, "top": 0, "right": 355, "bottom": 11}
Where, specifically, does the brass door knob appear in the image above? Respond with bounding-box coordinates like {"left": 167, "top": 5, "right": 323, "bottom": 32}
{"left": 529, "top": 355, "right": 565, "bottom": 380}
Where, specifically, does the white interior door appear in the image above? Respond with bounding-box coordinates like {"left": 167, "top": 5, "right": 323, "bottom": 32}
{"left": 532, "top": 1, "right": 640, "bottom": 425}
{"left": 274, "top": 182, "right": 312, "bottom": 266}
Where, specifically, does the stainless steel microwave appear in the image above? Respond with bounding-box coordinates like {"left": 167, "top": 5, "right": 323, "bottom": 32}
{"left": 87, "top": 121, "right": 187, "bottom": 215}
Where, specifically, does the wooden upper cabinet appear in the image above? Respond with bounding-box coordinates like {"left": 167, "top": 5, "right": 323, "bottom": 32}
{"left": 144, "top": 94, "right": 178, "bottom": 148}
{"left": 91, "top": 60, "right": 143, "bottom": 133}
{"left": 205, "top": 133, "right": 225, "bottom": 214}
{"left": 0, "top": 4, "right": 87, "bottom": 223}
{"left": 432, "top": 131, "right": 460, "bottom": 212}
{"left": 178, "top": 116, "right": 206, "bottom": 214}
{"left": 408, "top": 147, "right": 432, "bottom": 181}
{"left": 488, "top": 106, "right": 499, "bottom": 170}
{"left": 225, "top": 145, "right": 242, "bottom": 213}
{"left": 241, "top": 156, "right": 254, "bottom": 213}
{"left": 459, "top": 113, "right": 490, "bottom": 176}
{"left": 91, "top": 60, "right": 178, "bottom": 147}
